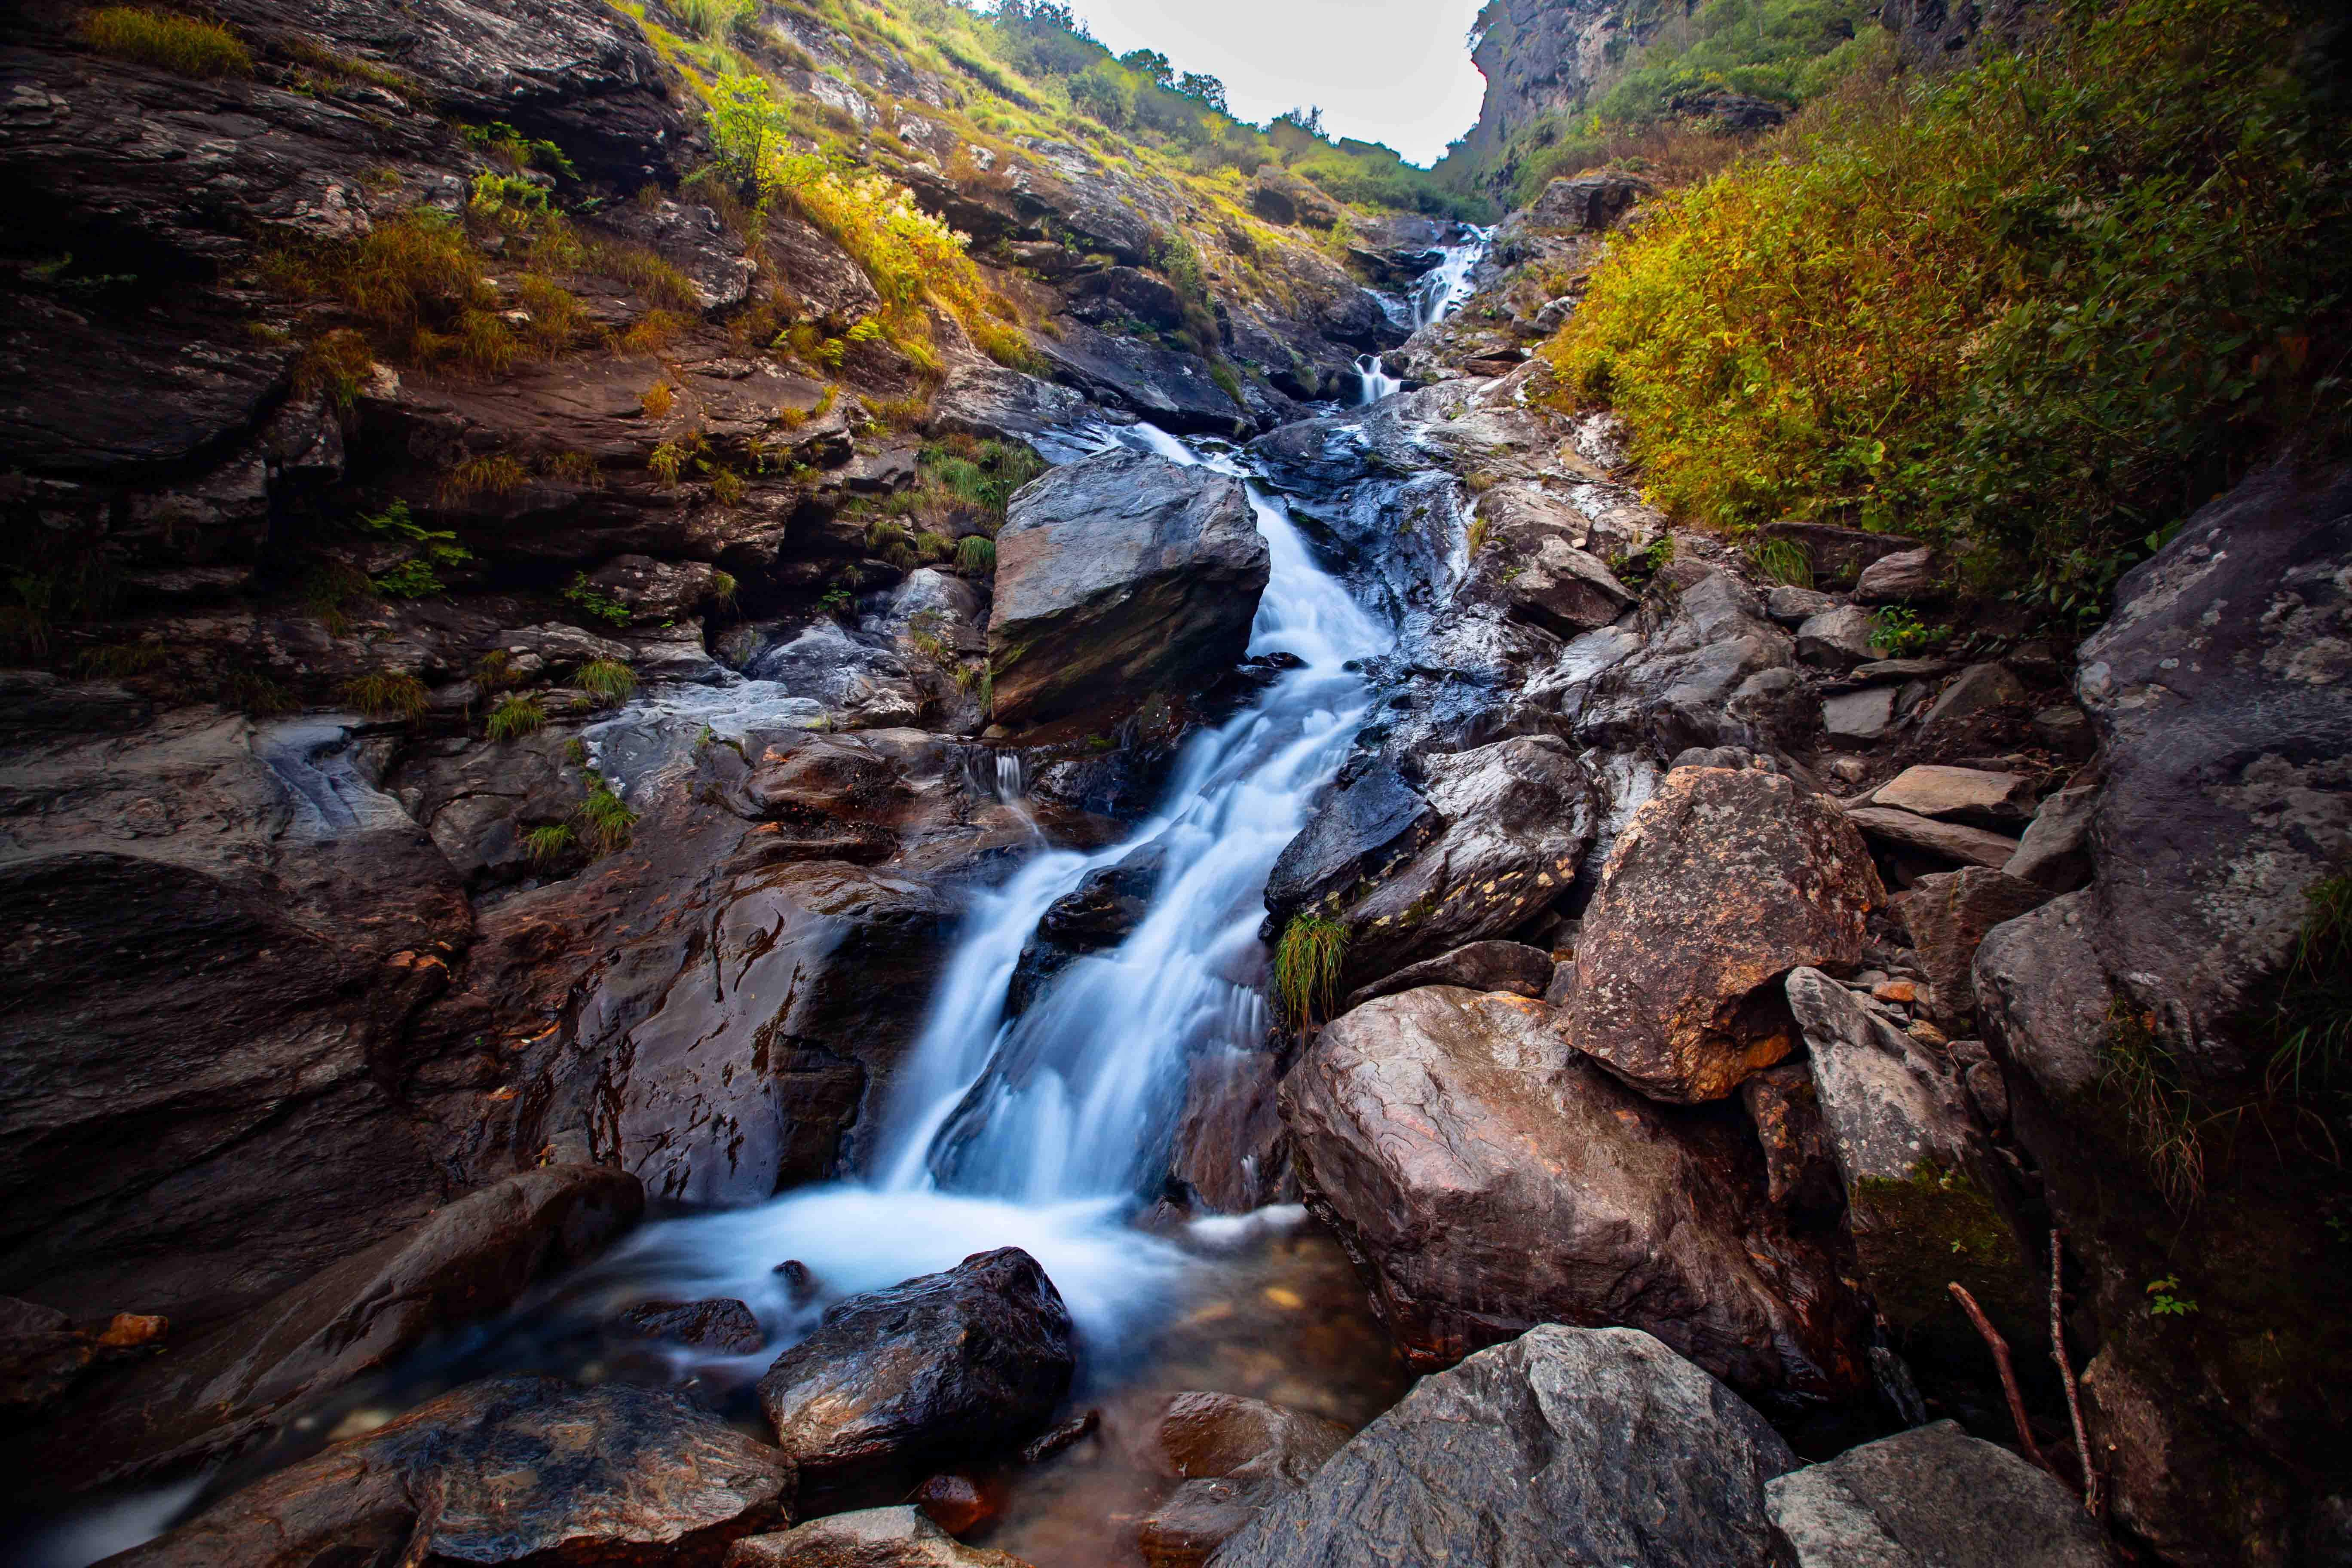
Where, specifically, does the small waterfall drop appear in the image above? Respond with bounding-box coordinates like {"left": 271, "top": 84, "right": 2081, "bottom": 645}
{"left": 1410, "top": 225, "right": 1491, "bottom": 328}
{"left": 1353, "top": 353, "right": 1400, "bottom": 406}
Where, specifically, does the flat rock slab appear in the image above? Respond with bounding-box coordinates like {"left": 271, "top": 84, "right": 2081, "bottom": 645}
{"left": 1845, "top": 806, "right": 2020, "bottom": 870}
{"left": 1823, "top": 686, "right": 1898, "bottom": 743}
{"left": 1870, "top": 766, "right": 2037, "bottom": 827}
{"left": 1212, "top": 1326, "right": 1800, "bottom": 1568}
{"left": 1767, "top": 1420, "right": 2116, "bottom": 1566}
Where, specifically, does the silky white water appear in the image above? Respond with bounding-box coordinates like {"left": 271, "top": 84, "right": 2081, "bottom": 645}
{"left": 576, "top": 421, "right": 1391, "bottom": 1364}
{"left": 1411, "top": 226, "right": 1490, "bottom": 328}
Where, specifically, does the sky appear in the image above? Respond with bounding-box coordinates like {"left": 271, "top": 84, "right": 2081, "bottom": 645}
{"left": 1050, "top": 0, "right": 1492, "bottom": 166}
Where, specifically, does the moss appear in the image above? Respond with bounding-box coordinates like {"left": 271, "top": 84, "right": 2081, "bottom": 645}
{"left": 1851, "top": 1157, "right": 2034, "bottom": 1349}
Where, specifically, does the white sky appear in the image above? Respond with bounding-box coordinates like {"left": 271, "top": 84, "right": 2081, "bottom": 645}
{"left": 1049, "top": 0, "right": 1491, "bottom": 167}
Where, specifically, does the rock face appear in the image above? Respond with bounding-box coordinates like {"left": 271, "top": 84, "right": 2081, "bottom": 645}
{"left": 1567, "top": 767, "right": 1882, "bottom": 1102}
{"left": 1283, "top": 986, "right": 1863, "bottom": 1404}
{"left": 987, "top": 450, "right": 1269, "bottom": 731}
{"left": 1212, "top": 1326, "right": 1801, "bottom": 1568}
{"left": 107, "top": 1376, "right": 791, "bottom": 1568}
{"left": 1266, "top": 737, "right": 1596, "bottom": 996}
{"left": 1766, "top": 1421, "right": 2117, "bottom": 1567}
{"left": 1574, "top": 571, "right": 1796, "bottom": 757}
{"left": 756, "top": 1250, "right": 1075, "bottom": 1491}
{"left": 35, "top": 1167, "right": 641, "bottom": 1492}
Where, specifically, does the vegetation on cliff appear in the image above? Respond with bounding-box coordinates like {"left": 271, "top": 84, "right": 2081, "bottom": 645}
{"left": 1536, "top": 0, "right": 2351, "bottom": 621}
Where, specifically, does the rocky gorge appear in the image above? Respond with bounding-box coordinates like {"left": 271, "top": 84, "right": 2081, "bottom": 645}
{"left": 2, "top": 0, "right": 2347, "bottom": 1565}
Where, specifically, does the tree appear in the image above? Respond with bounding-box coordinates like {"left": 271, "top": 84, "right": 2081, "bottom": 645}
{"left": 1272, "top": 104, "right": 1327, "bottom": 139}
{"left": 1176, "top": 70, "right": 1228, "bottom": 113}
{"left": 1118, "top": 47, "right": 1173, "bottom": 86}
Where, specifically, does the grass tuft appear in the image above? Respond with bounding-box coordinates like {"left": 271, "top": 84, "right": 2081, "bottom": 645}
{"left": 577, "top": 657, "right": 637, "bottom": 706}
{"left": 487, "top": 692, "right": 548, "bottom": 742}
{"left": 1746, "top": 536, "right": 1814, "bottom": 588}
{"left": 1273, "top": 913, "right": 1349, "bottom": 1029}
{"left": 525, "top": 822, "right": 577, "bottom": 865}
{"left": 81, "top": 6, "right": 252, "bottom": 77}
{"left": 343, "top": 670, "right": 429, "bottom": 720}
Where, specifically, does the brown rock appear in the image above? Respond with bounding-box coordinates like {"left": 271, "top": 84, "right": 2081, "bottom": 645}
{"left": 1846, "top": 805, "right": 2022, "bottom": 870}
{"left": 1870, "top": 979, "right": 1919, "bottom": 1004}
{"left": 1282, "top": 986, "right": 1866, "bottom": 1404}
{"left": 1568, "top": 768, "right": 1883, "bottom": 1102}
{"left": 1870, "top": 766, "right": 2039, "bottom": 827}
{"left": 1891, "top": 868, "right": 2054, "bottom": 1024}
{"left": 1122, "top": 1393, "right": 1350, "bottom": 1568}
{"left": 614, "top": 1297, "right": 766, "bottom": 1354}
{"left": 107, "top": 1377, "right": 791, "bottom": 1568}
{"left": 1336, "top": 939, "right": 1555, "bottom": 1014}
{"left": 1737, "top": 1063, "right": 1840, "bottom": 1212}
{"left": 726, "top": 1506, "right": 1031, "bottom": 1567}
{"left": 1168, "top": 1048, "right": 1291, "bottom": 1213}
{"left": 912, "top": 1472, "right": 1002, "bottom": 1537}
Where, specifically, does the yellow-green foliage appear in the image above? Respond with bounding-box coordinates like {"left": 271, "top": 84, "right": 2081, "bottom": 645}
{"left": 266, "top": 212, "right": 522, "bottom": 374}
{"left": 487, "top": 692, "right": 548, "bottom": 741}
{"left": 343, "top": 670, "right": 429, "bottom": 720}
{"left": 1273, "top": 913, "right": 1349, "bottom": 1028}
{"left": 1544, "top": 0, "right": 2350, "bottom": 620}
{"left": 80, "top": 6, "right": 252, "bottom": 77}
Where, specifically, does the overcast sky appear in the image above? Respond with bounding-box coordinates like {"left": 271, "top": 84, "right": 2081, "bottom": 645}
{"left": 1050, "top": 0, "right": 1491, "bottom": 166}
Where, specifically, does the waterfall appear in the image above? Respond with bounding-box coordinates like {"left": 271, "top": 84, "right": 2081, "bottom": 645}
{"left": 1410, "top": 225, "right": 1491, "bottom": 328}
{"left": 580, "top": 422, "right": 1393, "bottom": 1362}
{"left": 1354, "top": 353, "right": 1400, "bottom": 406}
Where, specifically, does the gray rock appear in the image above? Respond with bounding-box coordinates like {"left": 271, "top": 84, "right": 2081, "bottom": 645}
{"left": 1338, "top": 939, "right": 1555, "bottom": 1014}
{"left": 1849, "top": 658, "right": 1953, "bottom": 682}
{"left": 2003, "top": 782, "right": 2098, "bottom": 892}
{"left": 1263, "top": 763, "right": 1433, "bottom": 917}
{"left": 1494, "top": 534, "right": 1636, "bottom": 637}
{"left": 1920, "top": 662, "right": 2027, "bottom": 730}
{"left": 1767, "top": 585, "right": 1838, "bottom": 626}
{"left": 1283, "top": 986, "right": 1862, "bottom": 1401}
{"left": 2031, "top": 704, "right": 2095, "bottom": 760}
{"left": 1766, "top": 1420, "right": 2116, "bottom": 1566}
{"left": 1844, "top": 806, "right": 2021, "bottom": 870}
{"left": 1823, "top": 686, "right": 1898, "bottom": 742}
{"left": 987, "top": 449, "right": 1268, "bottom": 730}
{"left": 1212, "top": 1326, "right": 1801, "bottom": 1568}
{"left": 1798, "top": 606, "right": 1880, "bottom": 667}
{"left": 1890, "top": 867, "right": 2053, "bottom": 1023}
{"left": 1523, "top": 172, "right": 1654, "bottom": 231}
{"left": 724, "top": 1506, "right": 1026, "bottom": 1566}
{"left": 1853, "top": 547, "right": 1941, "bottom": 603}
{"left": 1576, "top": 570, "right": 1795, "bottom": 756}
{"left": 1870, "top": 766, "right": 2038, "bottom": 827}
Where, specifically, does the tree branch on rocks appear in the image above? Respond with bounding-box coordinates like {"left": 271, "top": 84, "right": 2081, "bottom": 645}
{"left": 1946, "top": 1280, "right": 2058, "bottom": 1481}
{"left": 2049, "top": 1229, "right": 2103, "bottom": 1519}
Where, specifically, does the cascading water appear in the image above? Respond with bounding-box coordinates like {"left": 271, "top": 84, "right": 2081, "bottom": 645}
{"left": 1410, "top": 224, "right": 1491, "bottom": 328}
{"left": 572, "top": 421, "right": 1392, "bottom": 1366}
{"left": 1353, "top": 353, "right": 1399, "bottom": 406}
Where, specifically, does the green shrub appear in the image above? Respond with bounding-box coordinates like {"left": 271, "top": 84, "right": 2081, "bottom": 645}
{"left": 487, "top": 692, "right": 547, "bottom": 741}
{"left": 563, "top": 573, "right": 633, "bottom": 627}
{"left": 577, "top": 657, "right": 637, "bottom": 706}
{"left": 343, "top": 670, "right": 429, "bottom": 720}
{"left": 524, "top": 822, "right": 577, "bottom": 865}
{"left": 80, "top": 6, "right": 252, "bottom": 77}
{"left": 1544, "top": 0, "right": 2351, "bottom": 623}
{"left": 955, "top": 536, "right": 997, "bottom": 576}
{"left": 580, "top": 781, "right": 638, "bottom": 854}
{"left": 1273, "top": 913, "right": 1349, "bottom": 1028}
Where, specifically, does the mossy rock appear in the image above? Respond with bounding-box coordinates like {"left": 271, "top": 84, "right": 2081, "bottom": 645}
{"left": 1852, "top": 1159, "right": 2037, "bottom": 1367}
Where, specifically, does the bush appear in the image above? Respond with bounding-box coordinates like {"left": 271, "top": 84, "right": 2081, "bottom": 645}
{"left": 1542, "top": 0, "right": 2351, "bottom": 622}
{"left": 80, "top": 6, "right": 252, "bottom": 77}
{"left": 343, "top": 670, "right": 429, "bottom": 720}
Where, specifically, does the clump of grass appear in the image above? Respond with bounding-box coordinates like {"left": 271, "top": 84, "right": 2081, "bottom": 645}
{"left": 542, "top": 450, "right": 602, "bottom": 488}
{"left": 293, "top": 328, "right": 374, "bottom": 410}
{"left": 673, "top": 0, "right": 753, "bottom": 41}
{"left": 1273, "top": 913, "right": 1349, "bottom": 1029}
{"left": 80, "top": 6, "right": 252, "bottom": 77}
{"left": 438, "top": 455, "right": 530, "bottom": 505}
{"left": 2263, "top": 874, "right": 2352, "bottom": 1099}
{"left": 954, "top": 535, "right": 996, "bottom": 576}
{"left": 1746, "top": 536, "right": 1814, "bottom": 588}
{"left": 487, "top": 692, "right": 548, "bottom": 741}
{"left": 710, "top": 570, "right": 738, "bottom": 607}
{"left": 2103, "top": 1000, "right": 2207, "bottom": 1209}
{"left": 577, "top": 657, "right": 637, "bottom": 706}
{"left": 219, "top": 667, "right": 294, "bottom": 716}
{"left": 709, "top": 467, "right": 745, "bottom": 506}
{"left": 649, "top": 441, "right": 686, "bottom": 487}
{"left": 304, "top": 559, "right": 374, "bottom": 634}
{"left": 580, "top": 780, "right": 638, "bottom": 854}
{"left": 524, "top": 822, "right": 577, "bottom": 865}
{"left": 343, "top": 669, "right": 429, "bottom": 720}
{"left": 640, "top": 381, "right": 677, "bottom": 420}
{"left": 1464, "top": 515, "right": 1493, "bottom": 557}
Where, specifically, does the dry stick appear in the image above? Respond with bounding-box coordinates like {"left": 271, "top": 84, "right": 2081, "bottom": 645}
{"left": 2049, "top": 1229, "right": 2104, "bottom": 1518}
{"left": 1947, "top": 1280, "right": 2060, "bottom": 1479}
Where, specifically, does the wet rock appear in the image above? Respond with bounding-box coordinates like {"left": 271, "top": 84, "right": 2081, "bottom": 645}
{"left": 1482, "top": 535, "right": 1635, "bottom": 637}
{"left": 1032, "top": 322, "right": 1248, "bottom": 437}
{"left": 1853, "top": 547, "right": 1942, "bottom": 603}
{"left": 0, "top": 1298, "right": 101, "bottom": 1413}
{"left": 615, "top": 1297, "right": 766, "bottom": 1354}
{"left": 1284, "top": 986, "right": 1864, "bottom": 1403}
{"left": 108, "top": 1376, "right": 790, "bottom": 1568}
{"left": 988, "top": 450, "right": 1268, "bottom": 731}
{"left": 1212, "top": 1326, "right": 1801, "bottom": 1568}
{"left": 1870, "top": 765, "right": 2038, "bottom": 827}
{"left": 1262, "top": 763, "right": 1434, "bottom": 915}
{"left": 1845, "top": 805, "right": 2021, "bottom": 870}
{"left": 1338, "top": 940, "right": 1554, "bottom": 1014}
{"left": 912, "top": 1472, "right": 1002, "bottom": 1537}
{"left": 1889, "top": 868, "right": 2053, "bottom": 1024}
{"left": 756, "top": 1249, "right": 1075, "bottom": 1490}
{"left": 2003, "top": 781, "right": 2098, "bottom": 892}
{"left": 1796, "top": 606, "right": 1879, "bottom": 668}
{"left": 726, "top": 1506, "right": 1029, "bottom": 1567}
{"left": 1272, "top": 738, "right": 1596, "bottom": 995}
{"left": 1738, "top": 1062, "right": 1841, "bottom": 1212}
{"left": 1920, "top": 662, "right": 2028, "bottom": 731}
{"left": 1568, "top": 767, "right": 1882, "bottom": 1102}
{"left": 1766, "top": 585, "right": 1838, "bottom": 626}
{"left": 1766, "top": 1419, "right": 2117, "bottom": 1566}
{"left": 587, "top": 554, "right": 730, "bottom": 623}
{"left": 44, "top": 1167, "right": 642, "bottom": 1491}
{"left": 1008, "top": 847, "right": 1162, "bottom": 1014}
{"left": 1169, "top": 1047, "right": 1292, "bottom": 1212}
{"left": 1785, "top": 969, "right": 2029, "bottom": 1357}
{"left": 1823, "top": 686, "right": 1898, "bottom": 743}
{"left": 1575, "top": 570, "right": 1795, "bottom": 756}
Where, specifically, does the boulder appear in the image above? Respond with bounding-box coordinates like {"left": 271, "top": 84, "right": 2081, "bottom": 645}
{"left": 1283, "top": 987, "right": 1863, "bottom": 1403}
{"left": 1211, "top": 1326, "right": 1801, "bottom": 1568}
{"left": 1844, "top": 806, "right": 2021, "bottom": 870}
{"left": 1920, "top": 662, "right": 2027, "bottom": 731}
{"left": 1796, "top": 606, "right": 1879, "bottom": 667}
{"left": 1574, "top": 571, "right": 1796, "bottom": 756}
{"left": 1129, "top": 1393, "right": 1351, "bottom": 1568}
{"left": 1030, "top": 323, "right": 1250, "bottom": 438}
{"left": 1007, "top": 847, "right": 1161, "bottom": 1015}
{"left": 987, "top": 450, "right": 1268, "bottom": 730}
{"left": 1524, "top": 172, "right": 1653, "bottom": 232}
{"left": 1766, "top": 1420, "right": 2116, "bottom": 1566}
{"left": 1268, "top": 738, "right": 1596, "bottom": 997}
{"left": 1766, "top": 585, "right": 1838, "bottom": 626}
{"left": 1491, "top": 536, "right": 1635, "bottom": 637}
{"left": 1168, "top": 1047, "right": 1292, "bottom": 1213}
{"left": 1889, "top": 867, "right": 2053, "bottom": 1023}
{"left": 1338, "top": 940, "right": 1554, "bottom": 1014}
{"left": 756, "top": 1250, "right": 1075, "bottom": 1489}
{"left": 726, "top": 1506, "right": 1029, "bottom": 1567}
{"left": 40, "top": 1166, "right": 643, "bottom": 1491}
{"left": 2003, "top": 782, "right": 2098, "bottom": 892}
{"left": 1853, "top": 547, "right": 1942, "bottom": 603}
{"left": 1870, "top": 766, "right": 2038, "bottom": 827}
{"left": 105, "top": 1377, "right": 791, "bottom": 1568}
{"left": 1785, "top": 970, "right": 2030, "bottom": 1356}
{"left": 1567, "top": 767, "right": 1882, "bottom": 1102}
{"left": 615, "top": 1297, "right": 766, "bottom": 1354}
{"left": 1822, "top": 686, "right": 1898, "bottom": 743}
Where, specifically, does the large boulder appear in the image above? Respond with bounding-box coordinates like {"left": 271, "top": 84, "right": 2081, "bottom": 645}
{"left": 1282, "top": 986, "right": 1864, "bottom": 1404}
{"left": 756, "top": 1249, "right": 1075, "bottom": 1492}
{"left": 1566, "top": 767, "right": 1882, "bottom": 1102}
{"left": 1211, "top": 1326, "right": 1800, "bottom": 1568}
{"left": 39, "top": 1167, "right": 642, "bottom": 1492}
{"left": 103, "top": 1377, "right": 791, "bottom": 1568}
{"left": 1265, "top": 738, "right": 1596, "bottom": 997}
{"left": 1766, "top": 1420, "right": 2116, "bottom": 1566}
{"left": 987, "top": 450, "right": 1268, "bottom": 731}
{"left": 1574, "top": 571, "right": 1797, "bottom": 756}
